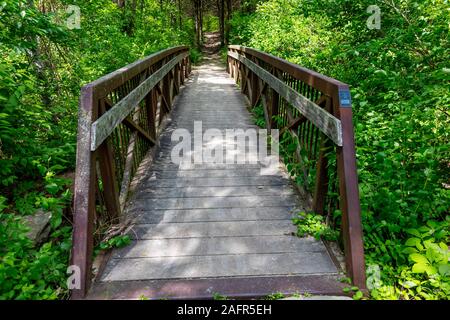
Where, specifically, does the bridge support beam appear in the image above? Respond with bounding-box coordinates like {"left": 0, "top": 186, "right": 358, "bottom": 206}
{"left": 269, "top": 87, "right": 279, "bottom": 130}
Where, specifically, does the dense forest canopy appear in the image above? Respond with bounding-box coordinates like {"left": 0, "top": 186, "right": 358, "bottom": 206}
{"left": 0, "top": 0, "right": 448, "bottom": 300}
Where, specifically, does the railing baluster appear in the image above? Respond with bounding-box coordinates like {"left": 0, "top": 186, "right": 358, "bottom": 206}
{"left": 97, "top": 100, "right": 121, "bottom": 221}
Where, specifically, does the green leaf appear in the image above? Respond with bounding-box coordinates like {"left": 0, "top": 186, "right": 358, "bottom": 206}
{"left": 405, "top": 238, "right": 421, "bottom": 247}
{"left": 402, "top": 280, "right": 417, "bottom": 289}
{"left": 45, "top": 183, "right": 59, "bottom": 195}
{"left": 438, "top": 264, "right": 450, "bottom": 276}
{"left": 352, "top": 290, "right": 363, "bottom": 300}
{"left": 374, "top": 69, "right": 387, "bottom": 76}
{"left": 412, "top": 262, "right": 437, "bottom": 275}
{"left": 405, "top": 229, "right": 421, "bottom": 238}
{"left": 402, "top": 247, "right": 418, "bottom": 255}
{"left": 50, "top": 213, "right": 61, "bottom": 229}
{"left": 409, "top": 253, "right": 428, "bottom": 264}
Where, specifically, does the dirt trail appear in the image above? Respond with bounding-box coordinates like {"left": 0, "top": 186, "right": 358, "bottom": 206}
{"left": 202, "top": 31, "right": 222, "bottom": 55}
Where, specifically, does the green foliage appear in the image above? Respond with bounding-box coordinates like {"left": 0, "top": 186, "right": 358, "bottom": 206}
{"left": 203, "top": 14, "right": 219, "bottom": 33}
{"left": 231, "top": 0, "right": 450, "bottom": 299}
{"left": 368, "top": 219, "right": 449, "bottom": 300}
{"left": 265, "top": 292, "right": 285, "bottom": 300}
{"left": 353, "top": 290, "right": 364, "bottom": 300}
{"left": 190, "top": 48, "right": 203, "bottom": 65}
{"left": 212, "top": 292, "right": 228, "bottom": 300}
{"left": 97, "top": 235, "right": 131, "bottom": 252}
{"left": 0, "top": 196, "right": 72, "bottom": 299}
{"left": 342, "top": 286, "right": 364, "bottom": 300}
{"left": 252, "top": 103, "right": 266, "bottom": 127}
{"left": 293, "top": 212, "right": 339, "bottom": 241}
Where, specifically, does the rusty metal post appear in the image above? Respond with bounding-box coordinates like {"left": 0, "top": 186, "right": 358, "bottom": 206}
{"left": 333, "top": 85, "right": 366, "bottom": 289}
{"left": 71, "top": 85, "right": 97, "bottom": 299}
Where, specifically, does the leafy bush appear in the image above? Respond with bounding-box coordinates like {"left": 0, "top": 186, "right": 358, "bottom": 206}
{"left": 293, "top": 212, "right": 339, "bottom": 241}
{"left": 0, "top": 196, "right": 72, "bottom": 299}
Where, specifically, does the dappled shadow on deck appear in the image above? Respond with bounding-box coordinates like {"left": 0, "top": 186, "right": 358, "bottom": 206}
{"left": 87, "top": 55, "right": 343, "bottom": 300}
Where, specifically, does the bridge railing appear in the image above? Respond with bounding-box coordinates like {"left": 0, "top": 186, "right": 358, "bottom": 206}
{"left": 228, "top": 45, "right": 366, "bottom": 288}
{"left": 71, "top": 46, "right": 190, "bottom": 298}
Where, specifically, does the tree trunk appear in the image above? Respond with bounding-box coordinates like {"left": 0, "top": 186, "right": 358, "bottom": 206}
{"left": 194, "top": 0, "right": 201, "bottom": 49}
{"left": 218, "top": 0, "right": 225, "bottom": 46}
{"left": 199, "top": 0, "right": 203, "bottom": 41}
{"left": 26, "top": 0, "right": 51, "bottom": 108}
{"left": 178, "top": 0, "right": 182, "bottom": 29}
{"left": 225, "top": 0, "right": 231, "bottom": 44}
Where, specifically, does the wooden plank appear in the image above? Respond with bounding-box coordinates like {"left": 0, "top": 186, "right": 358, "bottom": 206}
{"left": 87, "top": 275, "right": 347, "bottom": 300}
{"left": 112, "top": 236, "right": 327, "bottom": 259}
{"left": 228, "top": 51, "right": 343, "bottom": 146}
{"left": 129, "top": 195, "right": 298, "bottom": 210}
{"left": 135, "top": 185, "right": 296, "bottom": 199}
{"left": 135, "top": 207, "right": 295, "bottom": 224}
{"left": 90, "top": 52, "right": 188, "bottom": 151}
{"left": 139, "top": 168, "right": 277, "bottom": 179}
{"left": 101, "top": 252, "right": 338, "bottom": 282}
{"left": 140, "top": 176, "right": 290, "bottom": 188}
{"left": 130, "top": 220, "right": 297, "bottom": 239}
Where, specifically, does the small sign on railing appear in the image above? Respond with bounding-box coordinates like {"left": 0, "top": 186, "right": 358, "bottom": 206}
{"left": 339, "top": 89, "right": 352, "bottom": 107}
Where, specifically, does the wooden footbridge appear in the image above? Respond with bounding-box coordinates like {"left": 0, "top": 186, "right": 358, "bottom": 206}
{"left": 71, "top": 46, "right": 366, "bottom": 299}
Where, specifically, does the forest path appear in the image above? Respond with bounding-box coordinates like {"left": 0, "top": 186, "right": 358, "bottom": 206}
{"left": 86, "top": 52, "right": 344, "bottom": 299}
{"left": 202, "top": 31, "right": 222, "bottom": 54}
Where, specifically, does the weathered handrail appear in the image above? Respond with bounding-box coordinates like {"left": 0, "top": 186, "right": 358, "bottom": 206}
{"left": 227, "top": 45, "right": 366, "bottom": 288}
{"left": 71, "top": 46, "right": 191, "bottom": 299}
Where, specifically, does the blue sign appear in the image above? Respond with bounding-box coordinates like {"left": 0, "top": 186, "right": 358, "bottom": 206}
{"left": 339, "top": 89, "right": 352, "bottom": 107}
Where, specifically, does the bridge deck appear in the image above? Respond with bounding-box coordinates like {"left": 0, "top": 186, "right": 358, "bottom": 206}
{"left": 87, "top": 57, "right": 344, "bottom": 299}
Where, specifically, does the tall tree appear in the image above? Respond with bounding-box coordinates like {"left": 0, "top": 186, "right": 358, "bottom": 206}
{"left": 199, "top": 0, "right": 204, "bottom": 40}
{"left": 178, "top": 0, "right": 182, "bottom": 29}
{"left": 218, "top": 0, "right": 225, "bottom": 45}
{"left": 193, "top": 0, "right": 203, "bottom": 48}
{"left": 225, "top": 0, "right": 231, "bottom": 44}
